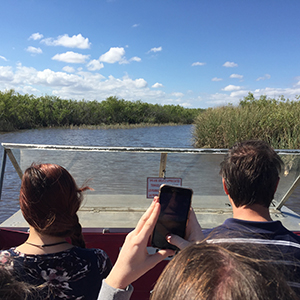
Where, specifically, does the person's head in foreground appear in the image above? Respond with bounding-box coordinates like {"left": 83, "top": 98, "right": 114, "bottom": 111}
{"left": 0, "top": 266, "right": 39, "bottom": 300}
{"left": 220, "top": 140, "right": 283, "bottom": 208}
{"left": 150, "top": 242, "right": 298, "bottom": 300}
{"left": 20, "top": 163, "right": 90, "bottom": 248}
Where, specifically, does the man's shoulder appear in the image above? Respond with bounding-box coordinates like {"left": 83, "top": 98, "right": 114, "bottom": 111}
{"left": 204, "top": 218, "right": 300, "bottom": 243}
{"left": 203, "top": 218, "right": 252, "bottom": 236}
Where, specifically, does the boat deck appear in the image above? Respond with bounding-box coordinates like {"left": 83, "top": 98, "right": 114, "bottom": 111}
{"left": 2, "top": 194, "right": 300, "bottom": 231}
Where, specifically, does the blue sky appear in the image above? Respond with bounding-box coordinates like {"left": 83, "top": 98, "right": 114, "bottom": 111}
{"left": 1, "top": 0, "right": 300, "bottom": 108}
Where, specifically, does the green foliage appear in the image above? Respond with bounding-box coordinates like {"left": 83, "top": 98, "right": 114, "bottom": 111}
{"left": 193, "top": 92, "right": 300, "bottom": 149}
{"left": 0, "top": 90, "right": 202, "bottom": 131}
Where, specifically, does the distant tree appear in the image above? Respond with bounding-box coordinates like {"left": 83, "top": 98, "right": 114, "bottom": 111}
{"left": 0, "top": 90, "right": 202, "bottom": 131}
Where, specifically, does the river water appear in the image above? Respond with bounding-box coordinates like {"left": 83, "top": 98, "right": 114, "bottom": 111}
{"left": 0, "top": 125, "right": 300, "bottom": 222}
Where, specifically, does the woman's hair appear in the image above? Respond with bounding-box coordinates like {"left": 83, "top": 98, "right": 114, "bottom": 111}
{"left": 151, "top": 242, "right": 298, "bottom": 300}
{"left": 0, "top": 266, "right": 37, "bottom": 300}
{"left": 19, "top": 163, "right": 90, "bottom": 248}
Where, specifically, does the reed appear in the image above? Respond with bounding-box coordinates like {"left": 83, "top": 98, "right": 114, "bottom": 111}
{"left": 193, "top": 93, "right": 300, "bottom": 149}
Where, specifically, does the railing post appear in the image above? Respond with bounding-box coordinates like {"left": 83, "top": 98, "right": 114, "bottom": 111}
{"left": 159, "top": 153, "right": 167, "bottom": 178}
{"left": 276, "top": 175, "right": 300, "bottom": 210}
{"left": 0, "top": 149, "right": 7, "bottom": 200}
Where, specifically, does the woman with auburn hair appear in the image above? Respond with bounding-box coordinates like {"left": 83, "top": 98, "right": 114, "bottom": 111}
{"left": 0, "top": 163, "right": 112, "bottom": 300}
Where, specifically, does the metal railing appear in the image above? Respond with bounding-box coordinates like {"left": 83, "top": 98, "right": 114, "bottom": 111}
{"left": 1, "top": 143, "right": 300, "bottom": 211}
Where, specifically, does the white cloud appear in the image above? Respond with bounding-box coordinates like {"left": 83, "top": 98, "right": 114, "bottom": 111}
{"left": 230, "top": 74, "right": 243, "bottom": 79}
{"left": 22, "top": 86, "right": 39, "bottom": 94}
{"left": 202, "top": 92, "right": 239, "bottom": 106}
{"left": 256, "top": 74, "right": 271, "bottom": 81}
{"left": 229, "top": 90, "right": 249, "bottom": 98}
{"left": 29, "top": 33, "right": 44, "bottom": 40}
{"left": 212, "top": 77, "right": 223, "bottom": 82}
{"left": 192, "top": 62, "right": 206, "bottom": 66}
{"left": 172, "top": 92, "right": 184, "bottom": 98}
{"left": 26, "top": 46, "right": 43, "bottom": 54}
{"left": 42, "top": 34, "right": 91, "bottom": 49}
{"left": 252, "top": 86, "right": 300, "bottom": 99}
{"left": 2, "top": 62, "right": 300, "bottom": 109}
{"left": 14, "top": 63, "right": 41, "bottom": 85}
{"left": 135, "top": 78, "right": 148, "bottom": 88}
{"left": 203, "top": 85, "right": 300, "bottom": 108}
{"left": 129, "top": 56, "right": 141, "bottom": 62}
{"left": 0, "top": 56, "right": 7, "bottom": 61}
{"left": 0, "top": 66, "right": 14, "bottom": 81}
{"left": 99, "top": 47, "right": 126, "bottom": 64}
{"left": 148, "top": 46, "right": 162, "bottom": 53}
{"left": 222, "top": 85, "right": 242, "bottom": 91}
{"left": 181, "top": 102, "right": 193, "bottom": 108}
{"left": 152, "top": 82, "right": 163, "bottom": 88}
{"left": 52, "top": 51, "right": 90, "bottom": 63}
{"left": 223, "top": 61, "right": 238, "bottom": 67}
{"left": 36, "top": 69, "right": 80, "bottom": 86}
{"left": 132, "top": 24, "right": 140, "bottom": 28}
{"left": 86, "top": 60, "right": 104, "bottom": 71}
{"left": 0, "top": 63, "right": 167, "bottom": 103}
{"left": 62, "top": 66, "right": 75, "bottom": 73}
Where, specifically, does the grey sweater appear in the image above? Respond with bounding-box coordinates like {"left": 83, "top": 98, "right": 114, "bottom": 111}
{"left": 98, "top": 280, "right": 133, "bottom": 300}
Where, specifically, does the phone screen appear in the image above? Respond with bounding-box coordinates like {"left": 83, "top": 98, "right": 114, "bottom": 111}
{"left": 151, "top": 185, "right": 192, "bottom": 250}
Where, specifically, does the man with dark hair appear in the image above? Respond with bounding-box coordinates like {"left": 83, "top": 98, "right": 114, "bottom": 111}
{"left": 203, "top": 140, "right": 300, "bottom": 238}
{"left": 220, "top": 139, "right": 282, "bottom": 209}
{"left": 206, "top": 140, "right": 298, "bottom": 229}
{"left": 202, "top": 140, "right": 300, "bottom": 293}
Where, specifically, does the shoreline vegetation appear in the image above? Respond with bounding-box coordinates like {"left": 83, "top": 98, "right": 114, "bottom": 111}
{"left": 0, "top": 90, "right": 202, "bottom": 132}
{"left": 1, "top": 90, "right": 300, "bottom": 149}
{"left": 193, "top": 93, "right": 300, "bottom": 149}
{"left": 67, "top": 122, "right": 183, "bottom": 130}
{"left": 0, "top": 122, "right": 190, "bottom": 134}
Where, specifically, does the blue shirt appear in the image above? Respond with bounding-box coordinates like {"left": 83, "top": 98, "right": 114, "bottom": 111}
{"left": 204, "top": 218, "right": 300, "bottom": 292}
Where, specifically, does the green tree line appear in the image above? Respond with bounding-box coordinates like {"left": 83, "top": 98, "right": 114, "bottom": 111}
{"left": 193, "top": 93, "right": 300, "bottom": 149}
{"left": 0, "top": 90, "right": 203, "bottom": 131}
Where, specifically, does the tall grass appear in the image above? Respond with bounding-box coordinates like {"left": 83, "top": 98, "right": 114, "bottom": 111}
{"left": 193, "top": 93, "right": 300, "bottom": 149}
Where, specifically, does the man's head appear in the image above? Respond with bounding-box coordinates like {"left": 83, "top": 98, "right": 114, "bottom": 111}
{"left": 220, "top": 140, "right": 283, "bottom": 208}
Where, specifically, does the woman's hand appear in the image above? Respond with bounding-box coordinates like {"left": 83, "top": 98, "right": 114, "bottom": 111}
{"left": 105, "top": 197, "right": 174, "bottom": 290}
{"left": 166, "top": 207, "right": 204, "bottom": 249}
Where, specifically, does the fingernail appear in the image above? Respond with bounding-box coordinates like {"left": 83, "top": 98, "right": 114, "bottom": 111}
{"left": 166, "top": 234, "right": 172, "bottom": 241}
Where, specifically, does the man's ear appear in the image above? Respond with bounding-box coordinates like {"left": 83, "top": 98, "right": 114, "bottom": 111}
{"left": 222, "top": 177, "right": 229, "bottom": 195}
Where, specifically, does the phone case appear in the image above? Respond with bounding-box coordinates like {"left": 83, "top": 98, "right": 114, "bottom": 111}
{"left": 151, "top": 184, "right": 193, "bottom": 250}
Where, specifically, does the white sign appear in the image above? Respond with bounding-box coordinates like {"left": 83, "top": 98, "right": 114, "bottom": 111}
{"left": 147, "top": 177, "right": 182, "bottom": 198}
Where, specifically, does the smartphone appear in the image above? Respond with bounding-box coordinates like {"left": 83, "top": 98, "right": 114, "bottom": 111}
{"left": 151, "top": 184, "right": 193, "bottom": 250}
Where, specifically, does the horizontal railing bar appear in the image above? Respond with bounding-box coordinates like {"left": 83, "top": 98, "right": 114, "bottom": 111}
{"left": 2, "top": 143, "right": 300, "bottom": 154}
{"left": 1, "top": 143, "right": 228, "bottom": 154}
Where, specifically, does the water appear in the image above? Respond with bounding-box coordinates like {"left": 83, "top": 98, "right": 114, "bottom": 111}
{"left": 0, "top": 125, "right": 194, "bottom": 222}
{"left": 0, "top": 125, "right": 300, "bottom": 222}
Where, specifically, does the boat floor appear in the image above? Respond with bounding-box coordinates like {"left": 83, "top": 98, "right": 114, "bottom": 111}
{"left": 1, "top": 194, "right": 300, "bottom": 231}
